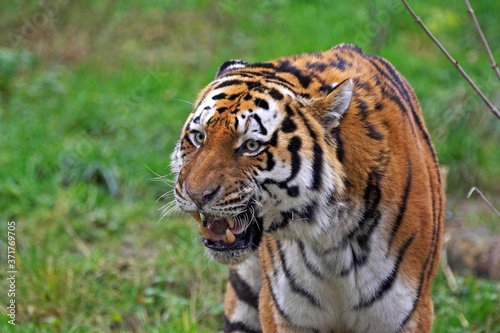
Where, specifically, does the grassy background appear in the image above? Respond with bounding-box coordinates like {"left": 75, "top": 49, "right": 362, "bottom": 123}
{"left": 0, "top": 0, "right": 499, "bottom": 332}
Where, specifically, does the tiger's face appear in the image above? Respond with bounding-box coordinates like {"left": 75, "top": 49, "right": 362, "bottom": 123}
{"left": 171, "top": 60, "right": 351, "bottom": 264}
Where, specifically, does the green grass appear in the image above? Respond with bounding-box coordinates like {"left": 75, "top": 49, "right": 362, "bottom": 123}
{"left": 0, "top": 0, "right": 499, "bottom": 332}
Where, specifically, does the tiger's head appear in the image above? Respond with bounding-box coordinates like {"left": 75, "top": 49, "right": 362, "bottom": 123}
{"left": 171, "top": 59, "right": 353, "bottom": 264}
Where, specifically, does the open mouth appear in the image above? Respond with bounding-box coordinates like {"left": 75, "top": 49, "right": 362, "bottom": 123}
{"left": 191, "top": 208, "right": 261, "bottom": 252}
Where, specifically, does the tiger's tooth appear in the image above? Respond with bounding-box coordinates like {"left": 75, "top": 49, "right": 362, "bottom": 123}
{"left": 227, "top": 217, "right": 235, "bottom": 229}
{"left": 199, "top": 226, "right": 211, "bottom": 240}
{"left": 226, "top": 229, "right": 235, "bottom": 244}
{"left": 192, "top": 211, "right": 202, "bottom": 223}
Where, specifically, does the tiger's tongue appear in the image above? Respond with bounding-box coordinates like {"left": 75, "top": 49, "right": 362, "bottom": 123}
{"left": 195, "top": 214, "right": 237, "bottom": 244}
{"left": 199, "top": 218, "right": 234, "bottom": 243}
{"left": 207, "top": 218, "right": 228, "bottom": 235}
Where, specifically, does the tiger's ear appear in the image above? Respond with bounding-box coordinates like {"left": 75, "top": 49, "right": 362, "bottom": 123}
{"left": 320, "top": 78, "right": 353, "bottom": 130}
{"left": 215, "top": 59, "right": 249, "bottom": 78}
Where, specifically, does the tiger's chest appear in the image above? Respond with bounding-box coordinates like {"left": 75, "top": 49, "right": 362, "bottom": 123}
{"left": 259, "top": 233, "right": 416, "bottom": 333}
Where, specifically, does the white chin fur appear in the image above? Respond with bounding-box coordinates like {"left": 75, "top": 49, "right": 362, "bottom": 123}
{"left": 206, "top": 247, "right": 254, "bottom": 265}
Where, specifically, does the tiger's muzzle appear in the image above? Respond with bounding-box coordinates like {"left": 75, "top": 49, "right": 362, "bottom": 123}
{"left": 191, "top": 205, "right": 261, "bottom": 252}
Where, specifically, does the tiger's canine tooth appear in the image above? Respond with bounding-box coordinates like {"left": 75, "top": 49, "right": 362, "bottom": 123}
{"left": 192, "top": 211, "right": 202, "bottom": 223}
{"left": 199, "top": 226, "right": 211, "bottom": 240}
{"left": 227, "top": 217, "right": 235, "bottom": 229}
{"left": 226, "top": 229, "right": 235, "bottom": 244}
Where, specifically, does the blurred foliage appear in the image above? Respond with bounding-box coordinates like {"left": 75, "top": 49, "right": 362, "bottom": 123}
{"left": 0, "top": 0, "right": 498, "bottom": 332}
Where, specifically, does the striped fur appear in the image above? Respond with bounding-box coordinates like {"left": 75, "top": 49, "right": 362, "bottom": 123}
{"left": 171, "top": 44, "right": 444, "bottom": 333}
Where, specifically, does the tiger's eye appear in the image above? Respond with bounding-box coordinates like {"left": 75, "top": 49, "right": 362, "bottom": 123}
{"left": 194, "top": 131, "right": 205, "bottom": 145}
{"left": 245, "top": 139, "right": 260, "bottom": 152}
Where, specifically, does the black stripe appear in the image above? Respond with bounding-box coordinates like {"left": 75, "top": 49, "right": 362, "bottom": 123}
{"left": 357, "top": 96, "right": 385, "bottom": 141}
{"left": 250, "top": 216, "right": 265, "bottom": 251}
{"left": 214, "top": 79, "right": 247, "bottom": 90}
{"left": 332, "top": 43, "right": 364, "bottom": 55}
{"left": 268, "top": 130, "right": 278, "bottom": 147}
{"left": 400, "top": 262, "right": 425, "bottom": 328}
{"left": 268, "top": 88, "right": 284, "bottom": 100}
{"left": 381, "top": 60, "right": 420, "bottom": 122}
{"left": 294, "top": 108, "right": 325, "bottom": 191}
{"left": 365, "top": 122, "right": 385, "bottom": 141}
{"left": 355, "top": 233, "right": 415, "bottom": 309}
{"left": 368, "top": 56, "right": 421, "bottom": 148}
{"left": 311, "top": 143, "right": 324, "bottom": 190}
{"left": 249, "top": 62, "right": 277, "bottom": 70}
{"left": 370, "top": 57, "right": 439, "bottom": 169}
{"left": 301, "top": 204, "right": 316, "bottom": 222}
{"left": 314, "top": 238, "right": 349, "bottom": 257}
{"left": 353, "top": 77, "right": 371, "bottom": 91}
{"left": 276, "top": 240, "right": 321, "bottom": 307}
{"left": 298, "top": 241, "right": 324, "bottom": 279}
{"left": 183, "top": 132, "right": 195, "bottom": 147}
{"left": 352, "top": 209, "right": 381, "bottom": 267}
{"left": 264, "top": 272, "right": 291, "bottom": 323}
{"left": 368, "top": 60, "right": 410, "bottom": 116}
{"left": 331, "top": 128, "right": 345, "bottom": 163}
{"left": 387, "top": 91, "right": 419, "bottom": 144}
{"left": 400, "top": 169, "right": 442, "bottom": 329}
{"left": 174, "top": 186, "right": 186, "bottom": 200}
{"left": 251, "top": 114, "right": 268, "bottom": 135}
{"left": 265, "top": 151, "right": 275, "bottom": 171}
{"left": 287, "top": 136, "right": 302, "bottom": 180}
{"left": 228, "top": 269, "right": 259, "bottom": 309}
{"left": 245, "top": 81, "right": 262, "bottom": 90}
{"left": 424, "top": 164, "right": 441, "bottom": 284}
{"left": 281, "top": 116, "right": 296, "bottom": 133}
{"left": 277, "top": 60, "right": 312, "bottom": 88}
{"left": 263, "top": 241, "right": 292, "bottom": 322}
{"left": 296, "top": 109, "right": 317, "bottom": 140}
{"left": 284, "top": 103, "right": 295, "bottom": 116}
{"left": 306, "top": 61, "right": 328, "bottom": 72}
{"left": 224, "top": 316, "right": 262, "bottom": 333}
{"left": 387, "top": 162, "right": 412, "bottom": 250}
{"left": 268, "top": 204, "right": 315, "bottom": 233}
{"left": 331, "top": 54, "right": 351, "bottom": 71}
{"left": 268, "top": 210, "right": 292, "bottom": 232}
{"left": 212, "top": 92, "right": 227, "bottom": 100}
{"left": 265, "top": 76, "right": 298, "bottom": 92}
{"left": 347, "top": 158, "right": 386, "bottom": 267}
{"left": 369, "top": 56, "right": 412, "bottom": 110}
{"left": 339, "top": 245, "right": 356, "bottom": 276}
{"left": 262, "top": 178, "right": 301, "bottom": 199}
{"left": 254, "top": 98, "right": 269, "bottom": 110}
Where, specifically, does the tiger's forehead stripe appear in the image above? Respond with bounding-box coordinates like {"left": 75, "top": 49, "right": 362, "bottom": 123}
{"left": 189, "top": 75, "right": 294, "bottom": 134}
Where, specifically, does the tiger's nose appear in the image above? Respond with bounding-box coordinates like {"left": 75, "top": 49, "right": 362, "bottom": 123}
{"left": 187, "top": 185, "right": 221, "bottom": 208}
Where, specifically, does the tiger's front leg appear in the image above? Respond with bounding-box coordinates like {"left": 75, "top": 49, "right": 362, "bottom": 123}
{"left": 223, "top": 255, "right": 263, "bottom": 333}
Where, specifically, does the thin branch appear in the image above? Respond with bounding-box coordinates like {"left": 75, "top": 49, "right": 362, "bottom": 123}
{"left": 64, "top": 223, "right": 92, "bottom": 258}
{"left": 440, "top": 248, "right": 457, "bottom": 292}
{"left": 401, "top": 0, "right": 500, "bottom": 119}
{"left": 467, "top": 186, "right": 500, "bottom": 218}
{"left": 464, "top": 0, "right": 500, "bottom": 81}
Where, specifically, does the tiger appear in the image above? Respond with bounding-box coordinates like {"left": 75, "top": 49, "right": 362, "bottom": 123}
{"left": 170, "top": 43, "right": 444, "bottom": 333}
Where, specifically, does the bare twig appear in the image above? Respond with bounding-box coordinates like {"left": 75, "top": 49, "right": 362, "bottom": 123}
{"left": 467, "top": 186, "right": 500, "bottom": 218}
{"left": 440, "top": 248, "right": 458, "bottom": 292}
{"left": 401, "top": 0, "right": 500, "bottom": 119}
{"left": 464, "top": 0, "right": 500, "bottom": 81}
{"left": 64, "top": 223, "right": 92, "bottom": 258}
